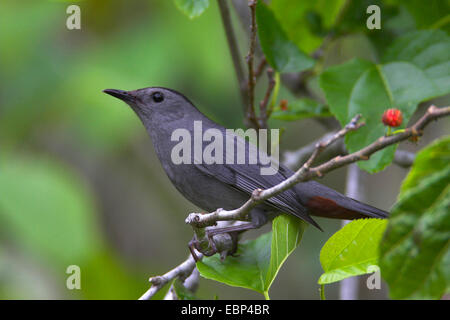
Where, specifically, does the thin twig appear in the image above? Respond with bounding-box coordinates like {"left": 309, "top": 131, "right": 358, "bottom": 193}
{"left": 304, "top": 115, "right": 364, "bottom": 168}
{"left": 139, "top": 252, "right": 202, "bottom": 300}
{"left": 163, "top": 267, "right": 200, "bottom": 300}
{"left": 283, "top": 132, "right": 342, "bottom": 169}
{"left": 254, "top": 57, "right": 267, "bottom": 79}
{"left": 245, "top": 0, "right": 259, "bottom": 129}
{"left": 308, "top": 106, "right": 449, "bottom": 177}
{"left": 258, "top": 68, "right": 275, "bottom": 129}
{"left": 217, "top": 0, "right": 248, "bottom": 117}
{"left": 283, "top": 133, "right": 416, "bottom": 169}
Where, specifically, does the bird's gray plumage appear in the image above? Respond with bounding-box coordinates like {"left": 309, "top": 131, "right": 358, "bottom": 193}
{"left": 103, "top": 87, "right": 389, "bottom": 231}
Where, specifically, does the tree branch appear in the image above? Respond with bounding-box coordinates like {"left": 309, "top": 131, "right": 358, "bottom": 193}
{"left": 283, "top": 132, "right": 416, "bottom": 169}
{"left": 283, "top": 131, "right": 342, "bottom": 169}
{"left": 139, "top": 252, "right": 202, "bottom": 300}
{"left": 217, "top": 0, "right": 248, "bottom": 117}
{"left": 163, "top": 267, "right": 200, "bottom": 300}
{"left": 258, "top": 68, "right": 275, "bottom": 129}
{"left": 245, "top": 0, "right": 259, "bottom": 129}
{"left": 254, "top": 57, "right": 267, "bottom": 79}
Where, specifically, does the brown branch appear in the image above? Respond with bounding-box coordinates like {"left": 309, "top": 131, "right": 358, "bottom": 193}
{"left": 217, "top": 0, "right": 248, "bottom": 115}
{"left": 258, "top": 68, "right": 275, "bottom": 129}
{"left": 283, "top": 131, "right": 344, "bottom": 169}
{"left": 254, "top": 57, "right": 267, "bottom": 79}
{"left": 307, "top": 105, "right": 449, "bottom": 179}
{"left": 245, "top": 0, "right": 259, "bottom": 129}
{"left": 139, "top": 252, "right": 202, "bottom": 300}
{"left": 283, "top": 133, "right": 416, "bottom": 169}
{"left": 304, "top": 114, "right": 364, "bottom": 168}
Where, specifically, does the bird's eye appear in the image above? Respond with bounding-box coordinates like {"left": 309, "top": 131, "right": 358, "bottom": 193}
{"left": 152, "top": 92, "right": 164, "bottom": 103}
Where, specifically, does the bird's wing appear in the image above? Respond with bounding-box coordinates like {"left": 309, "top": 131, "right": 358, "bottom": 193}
{"left": 194, "top": 130, "right": 321, "bottom": 229}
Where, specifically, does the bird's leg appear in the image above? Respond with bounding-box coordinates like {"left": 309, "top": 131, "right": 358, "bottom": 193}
{"left": 206, "top": 223, "right": 258, "bottom": 257}
{"left": 189, "top": 235, "right": 217, "bottom": 260}
{"left": 228, "top": 232, "right": 240, "bottom": 257}
{"left": 188, "top": 239, "right": 200, "bottom": 262}
{"left": 188, "top": 223, "right": 258, "bottom": 261}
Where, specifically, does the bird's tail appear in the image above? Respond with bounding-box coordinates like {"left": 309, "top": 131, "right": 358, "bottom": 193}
{"left": 295, "top": 181, "right": 389, "bottom": 221}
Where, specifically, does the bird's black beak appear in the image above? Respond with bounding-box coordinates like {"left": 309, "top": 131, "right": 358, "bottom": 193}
{"left": 103, "top": 89, "right": 136, "bottom": 102}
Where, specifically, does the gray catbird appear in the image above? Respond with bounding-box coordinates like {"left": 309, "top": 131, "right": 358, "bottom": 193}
{"left": 104, "top": 87, "right": 388, "bottom": 249}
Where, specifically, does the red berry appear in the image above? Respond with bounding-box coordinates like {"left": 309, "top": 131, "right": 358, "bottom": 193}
{"left": 280, "top": 99, "right": 288, "bottom": 111}
{"left": 382, "top": 108, "right": 403, "bottom": 127}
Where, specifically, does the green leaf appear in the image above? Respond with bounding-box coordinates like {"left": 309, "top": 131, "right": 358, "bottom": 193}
{"left": 319, "top": 59, "right": 374, "bottom": 125}
{"left": 400, "top": 136, "right": 450, "bottom": 193}
{"left": 197, "top": 232, "right": 271, "bottom": 294}
{"left": 0, "top": 153, "right": 102, "bottom": 266}
{"left": 197, "top": 215, "right": 305, "bottom": 297}
{"left": 318, "top": 219, "right": 387, "bottom": 285}
{"left": 383, "top": 30, "right": 450, "bottom": 96}
{"left": 271, "top": 98, "right": 332, "bottom": 121}
{"left": 174, "top": 0, "right": 209, "bottom": 19}
{"left": 397, "top": 0, "right": 450, "bottom": 32}
{"left": 256, "top": 2, "right": 315, "bottom": 73}
{"left": 270, "top": 0, "right": 346, "bottom": 53}
{"left": 173, "top": 279, "right": 197, "bottom": 300}
{"left": 320, "top": 49, "right": 449, "bottom": 173}
{"left": 320, "top": 31, "right": 450, "bottom": 173}
{"left": 265, "top": 215, "right": 306, "bottom": 290}
{"left": 380, "top": 138, "right": 450, "bottom": 299}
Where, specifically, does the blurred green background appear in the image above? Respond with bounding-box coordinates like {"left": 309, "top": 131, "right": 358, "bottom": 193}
{"left": 0, "top": 0, "right": 448, "bottom": 299}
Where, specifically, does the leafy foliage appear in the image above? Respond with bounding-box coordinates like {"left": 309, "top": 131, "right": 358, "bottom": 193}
{"left": 318, "top": 219, "right": 387, "bottom": 285}
{"left": 173, "top": 279, "right": 197, "bottom": 300}
{"left": 197, "top": 215, "right": 305, "bottom": 298}
{"left": 380, "top": 136, "right": 450, "bottom": 299}
{"left": 197, "top": 232, "right": 271, "bottom": 295}
{"left": 0, "top": 152, "right": 146, "bottom": 299}
{"left": 256, "top": 2, "right": 315, "bottom": 73}
{"left": 269, "top": 0, "right": 346, "bottom": 53}
{"left": 266, "top": 215, "right": 307, "bottom": 291}
{"left": 271, "top": 98, "right": 332, "bottom": 121}
{"left": 397, "top": 0, "right": 450, "bottom": 32}
{"left": 174, "top": 0, "right": 210, "bottom": 19}
{"left": 0, "top": 153, "right": 101, "bottom": 266}
{"left": 320, "top": 30, "right": 450, "bottom": 173}
{"left": 0, "top": 0, "right": 240, "bottom": 299}
{"left": 383, "top": 30, "right": 450, "bottom": 96}
{"left": 400, "top": 136, "right": 450, "bottom": 192}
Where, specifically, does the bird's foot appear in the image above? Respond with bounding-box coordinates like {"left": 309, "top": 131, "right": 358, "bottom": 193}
{"left": 205, "top": 229, "right": 240, "bottom": 261}
{"left": 188, "top": 236, "right": 217, "bottom": 262}
{"left": 188, "top": 232, "right": 239, "bottom": 262}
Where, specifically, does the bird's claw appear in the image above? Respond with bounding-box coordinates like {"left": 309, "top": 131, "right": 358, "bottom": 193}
{"left": 188, "top": 235, "right": 218, "bottom": 261}
{"left": 188, "top": 230, "right": 240, "bottom": 262}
